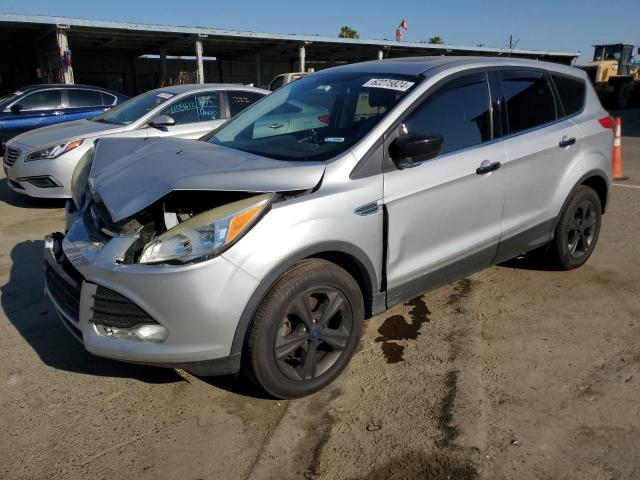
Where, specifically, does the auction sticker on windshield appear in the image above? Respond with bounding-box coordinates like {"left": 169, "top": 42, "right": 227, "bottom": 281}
{"left": 363, "top": 78, "right": 415, "bottom": 92}
{"left": 157, "top": 92, "right": 174, "bottom": 99}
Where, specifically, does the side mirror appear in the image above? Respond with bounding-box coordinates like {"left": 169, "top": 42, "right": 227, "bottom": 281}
{"left": 149, "top": 114, "right": 175, "bottom": 129}
{"left": 10, "top": 103, "right": 22, "bottom": 114}
{"left": 389, "top": 133, "right": 443, "bottom": 168}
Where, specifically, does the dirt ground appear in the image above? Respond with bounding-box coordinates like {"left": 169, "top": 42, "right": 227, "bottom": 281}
{"left": 1, "top": 110, "right": 639, "bottom": 480}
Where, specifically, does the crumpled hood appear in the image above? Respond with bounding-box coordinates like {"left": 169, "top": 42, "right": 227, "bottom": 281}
{"left": 89, "top": 136, "right": 325, "bottom": 222}
{"left": 11, "top": 119, "right": 126, "bottom": 148}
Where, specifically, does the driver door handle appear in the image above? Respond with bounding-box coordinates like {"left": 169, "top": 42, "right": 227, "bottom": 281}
{"left": 269, "top": 123, "right": 285, "bottom": 129}
{"left": 476, "top": 161, "right": 501, "bottom": 175}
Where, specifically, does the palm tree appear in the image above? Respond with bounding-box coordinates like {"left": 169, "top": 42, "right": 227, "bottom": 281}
{"left": 428, "top": 36, "right": 445, "bottom": 45}
{"left": 339, "top": 26, "right": 360, "bottom": 39}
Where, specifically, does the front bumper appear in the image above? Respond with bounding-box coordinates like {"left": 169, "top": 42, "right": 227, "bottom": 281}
{"left": 4, "top": 141, "right": 80, "bottom": 198}
{"left": 44, "top": 221, "right": 260, "bottom": 375}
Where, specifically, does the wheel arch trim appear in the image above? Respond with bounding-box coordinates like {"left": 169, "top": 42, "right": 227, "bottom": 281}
{"left": 553, "top": 168, "right": 610, "bottom": 235}
{"left": 230, "top": 241, "right": 380, "bottom": 355}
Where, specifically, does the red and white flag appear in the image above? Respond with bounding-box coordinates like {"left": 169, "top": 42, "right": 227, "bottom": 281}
{"left": 396, "top": 19, "right": 408, "bottom": 41}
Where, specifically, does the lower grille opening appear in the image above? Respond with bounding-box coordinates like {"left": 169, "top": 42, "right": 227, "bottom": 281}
{"left": 45, "top": 261, "right": 81, "bottom": 319}
{"left": 8, "top": 179, "right": 25, "bottom": 190}
{"left": 91, "top": 286, "right": 158, "bottom": 329}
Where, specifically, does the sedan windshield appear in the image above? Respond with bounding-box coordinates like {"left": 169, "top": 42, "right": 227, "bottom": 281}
{"left": 93, "top": 90, "right": 173, "bottom": 125}
{"left": 210, "top": 71, "right": 421, "bottom": 161}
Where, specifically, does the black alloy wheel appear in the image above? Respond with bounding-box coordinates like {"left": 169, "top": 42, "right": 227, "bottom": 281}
{"left": 243, "top": 259, "right": 364, "bottom": 399}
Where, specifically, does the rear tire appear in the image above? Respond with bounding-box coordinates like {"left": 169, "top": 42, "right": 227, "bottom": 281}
{"left": 242, "top": 259, "right": 364, "bottom": 399}
{"left": 548, "top": 186, "right": 602, "bottom": 270}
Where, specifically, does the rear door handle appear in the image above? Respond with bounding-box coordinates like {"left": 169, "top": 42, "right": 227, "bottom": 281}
{"left": 559, "top": 136, "right": 576, "bottom": 148}
{"left": 269, "top": 123, "right": 285, "bottom": 129}
{"left": 476, "top": 161, "right": 501, "bottom": 175}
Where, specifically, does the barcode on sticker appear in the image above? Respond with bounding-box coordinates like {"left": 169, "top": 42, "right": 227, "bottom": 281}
{"left": 362, "top": 78, "right": 415, "bottom": 92}
{"left": 157, "top": 92, "right": 174, "bottom": 99}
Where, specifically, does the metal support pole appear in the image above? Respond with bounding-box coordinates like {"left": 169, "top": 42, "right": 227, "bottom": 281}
{"left": 160, "top": 48, "right": 167, "bottom": 86}
{"left": 56, "top": 27, "right": 74, "bottom": 84}
{"left": 377, "top": 50, "right": 384, "bottom": 60}
{"left": 299, "top": 44, "right": 306, "bottom": 73}
{"left": 255, "top": 52, "right": 261, "bottom": 87}
{"left": 195, "top": 38, "right": 204, "bottom": 84}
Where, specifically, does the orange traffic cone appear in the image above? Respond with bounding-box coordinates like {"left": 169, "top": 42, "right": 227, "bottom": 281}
{"left": 613, "top": 117, "right": 628, "bottom": 181}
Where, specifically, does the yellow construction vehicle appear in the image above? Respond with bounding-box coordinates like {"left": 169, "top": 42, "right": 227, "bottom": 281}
{"left": 580, "top": 44, "right": 640, "bottom": 108}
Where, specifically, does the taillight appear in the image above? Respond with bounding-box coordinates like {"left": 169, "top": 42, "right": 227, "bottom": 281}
{"left": 598, "top": 116, "right": 615, "bottom": 131}
{"left": 318, "top": 114, "right": 330, "bottom": 123}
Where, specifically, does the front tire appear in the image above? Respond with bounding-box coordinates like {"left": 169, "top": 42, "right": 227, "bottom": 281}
{"left": 548, "top": 186, "right": 602, "bottom": 270}
{"left": 242, "top": 259, "right": 364, "bottom": 399}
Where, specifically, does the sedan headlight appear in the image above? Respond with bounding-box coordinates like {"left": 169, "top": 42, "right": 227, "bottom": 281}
{"left": 25, "top": 139, "right": 83, "bottom": 161}
{"left": 139, "top": 193, "right": 273, "bottom": 264}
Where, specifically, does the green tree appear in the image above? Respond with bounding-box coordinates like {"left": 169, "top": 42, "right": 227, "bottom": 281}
{"left": 339, "top": 26, "right": 360, "bottom": 39}
{"left": 428, "top": 36, "right": 445, "bottom": 44}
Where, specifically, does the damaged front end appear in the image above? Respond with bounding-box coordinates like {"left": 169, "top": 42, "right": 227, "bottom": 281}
{"left": 66, "top": 136, "right": 325, "bottom": 267}
{"left": 46, "top": 136, "right": 326, "bottom": 368}
{"left": 84, "top": 190, "right": 275, "bottom": 266}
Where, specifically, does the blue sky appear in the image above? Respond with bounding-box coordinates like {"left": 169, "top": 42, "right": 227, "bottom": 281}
{"left": 1, "top": 0, "right": 638, "bottom": 64}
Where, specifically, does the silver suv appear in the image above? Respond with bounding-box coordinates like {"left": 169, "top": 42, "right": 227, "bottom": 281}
{"left": 45, "top": 57, "right": 613, "bottom": 398}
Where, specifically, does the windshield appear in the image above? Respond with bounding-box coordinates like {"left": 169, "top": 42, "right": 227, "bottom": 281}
{"left": 93, "top": 90, "right": 173, "bottom": 125}
{"left": 210, "top": 71, "right": 421, "bottom": 161}
{"left": 594, "top": 45, "right": 623, "bottom": 62}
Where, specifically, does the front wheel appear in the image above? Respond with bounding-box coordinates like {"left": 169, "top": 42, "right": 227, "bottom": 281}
{"left": 548, "top": 186, "right": 602, "bottom": 270}
{"left": 242, "top": 259, "right": 364, "bottom": 399}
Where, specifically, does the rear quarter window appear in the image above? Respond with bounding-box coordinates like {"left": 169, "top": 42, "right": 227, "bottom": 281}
{"left": 228, "top": 91, "right": 265, "bottom": 116}
{"left": 551, "top": 74, "right": 585, "bottom": 117}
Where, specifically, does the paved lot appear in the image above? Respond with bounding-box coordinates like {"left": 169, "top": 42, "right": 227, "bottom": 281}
{"left": 1, "top": 110, "right": 640, "bottom": 480}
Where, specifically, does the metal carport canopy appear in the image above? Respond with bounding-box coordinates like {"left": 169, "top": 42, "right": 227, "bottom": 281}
{"left": 0, "top": 13, "right": 579, "bottom": 64}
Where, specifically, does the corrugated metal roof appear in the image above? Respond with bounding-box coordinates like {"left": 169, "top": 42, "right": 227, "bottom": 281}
{"left": 0, "top": 13, "right": 579, "bottom": 59}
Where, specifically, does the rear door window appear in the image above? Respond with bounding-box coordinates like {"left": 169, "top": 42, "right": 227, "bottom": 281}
{"left": 160, "top": 93, "right": 221, "bottom": 124}
{"left": 551, "top": 74, "right": 585, "bottom": 117}
{"left": 500, "top": 70, "right": 557, "bottom": 134}
{"left": 18, "top": 90, "right": 63, "bottom": 111}
{"left": 67, "top": 89, "right": 104, "bottom": 107}
{"left": 402, "top": 72, "right": 492, "bottom": 156}
{"left": 228, "top": 91, "right": 265, "bottom": 116}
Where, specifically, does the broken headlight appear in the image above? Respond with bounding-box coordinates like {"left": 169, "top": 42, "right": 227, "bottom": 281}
{"left": 139, "top": 193, "right": 273, "bottom": 264}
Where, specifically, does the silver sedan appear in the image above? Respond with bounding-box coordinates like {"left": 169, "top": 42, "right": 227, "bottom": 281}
{"left": 3, "top": 84, "right": 267, "bottom": 198}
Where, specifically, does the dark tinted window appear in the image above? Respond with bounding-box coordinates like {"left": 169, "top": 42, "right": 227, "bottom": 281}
{"left": 552, "top": 75, "right": 585, "bottom": 117}
{"left": 159, "top": 93, "right": 221, "bottom": 124}
{"left": 228, "top": 91, "right": 264, "bottom": 116}
{"left": 67, "top": 89, "right": 104, "bottom": 107}
{"left": 269, "top": 76, "right": 284, "bottom": 91}
{"left": 501, "top": 70, "right": 557, "bottom": 134}
{"left": 18, "top": 90, "right": 62, "bottom": 110}
{"left": 102, "top": 93, "right": 116, "bottom": 105}
{"left": 403, "top": 72, "right": 491, "bottom": 155}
